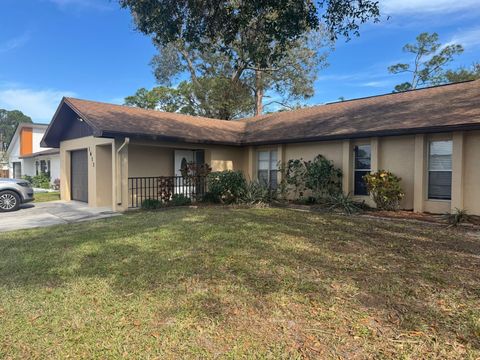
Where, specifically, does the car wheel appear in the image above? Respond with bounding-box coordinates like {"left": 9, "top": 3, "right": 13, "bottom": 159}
{"left": 0, "top": 191, "right": 21, "bottom": 212}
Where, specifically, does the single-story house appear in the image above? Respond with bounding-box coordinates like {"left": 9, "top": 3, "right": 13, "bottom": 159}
{"left": 7, "top": 123, "right": 60, "bottom": 184}
{"left": 41, "top": 79, "right": 480, "bottom": 214}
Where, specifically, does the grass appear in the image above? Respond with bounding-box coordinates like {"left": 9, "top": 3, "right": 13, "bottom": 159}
{"left": 33, "top": 191, "right": 60, "bottom": 203}
{"left": 0, "top": 207, "right": 478, "bottom": 359}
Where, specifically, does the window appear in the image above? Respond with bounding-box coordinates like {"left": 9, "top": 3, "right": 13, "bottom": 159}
{"left": 428, "top": 140, "right": 452, "bottom": 200}
{"left": 258, "top": 150, "right": 278, "bottom": 189}
{"left": 13, "top": 162, "right": 22, "bottom": 179}
{"left": 354, "top": 145, "right": 371, "bottom": 196}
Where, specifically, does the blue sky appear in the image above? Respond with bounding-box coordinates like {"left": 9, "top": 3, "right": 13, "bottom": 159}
{"left": 0, "top": 0, "right": 479, "bottom": 123}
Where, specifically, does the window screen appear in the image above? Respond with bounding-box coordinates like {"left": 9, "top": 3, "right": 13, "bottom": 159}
{"left": 428, "top": 140, "right": 452, "bottom": 200}
{"left": 258, "top": 150, "right": 278, "bottom": 189}
{"left": 354, "top": 145, "right": 371, "bottom": 196}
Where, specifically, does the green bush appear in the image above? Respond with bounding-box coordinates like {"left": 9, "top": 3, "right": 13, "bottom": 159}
{"left": 279, "top": 155, "right": 342, "bottom": 201}
{"left": 241, "top": 180, "right": 277, "bottom": 205}
{"left": 321, "top": 193, "right": 362, "bottom": 214}
{"left": 364, "top": 170, "right": 404, "bottom": 210}
{"left": 444, "top": 208, "right": 470, "bottom": 227}
{"left": 170, "top": 194, "right": 192, "bottom": 206}
{"left": 23, "top": 174, "right": 51, "bottom": 189}
{"left": 141, "top": 199, "right": 163, "bottom": 210}
{"left": 304, "top": 155, "right": 343, "bottom": 197}
{"left": 206, "top": 171, "right": 246, "bottom": 204}
{"left": 279, "top": 159, "right": 307, "bottom": 200}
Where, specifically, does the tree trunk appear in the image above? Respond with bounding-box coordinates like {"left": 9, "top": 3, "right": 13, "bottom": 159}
{"left": 255, "top": 70, "right": 264, "bottom": 116}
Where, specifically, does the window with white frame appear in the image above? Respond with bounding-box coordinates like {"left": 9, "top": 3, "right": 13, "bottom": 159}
{"left": 257, "top": 150, "right": 278, "bottom": 189}
{"left": 428, "top": 140, "right": 452, "bottom": 200}
{"left": 354, "top": 144, "right": 371, "bottom": 196}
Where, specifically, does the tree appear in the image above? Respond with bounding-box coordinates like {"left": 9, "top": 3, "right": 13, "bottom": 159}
{"left": 388, "top": 32, "right": 464, "bottom": 92}
{"left": 120, "top": 0, "right": 380, "bottom": 115}
{"left": 0, "top": 109, "right": 32, "bottom": 152}
{"left": 443, "top": 62, "right": 480, "bottom": 83}
{"left": 147, "top": 32, "right": 328, "bottom": 117}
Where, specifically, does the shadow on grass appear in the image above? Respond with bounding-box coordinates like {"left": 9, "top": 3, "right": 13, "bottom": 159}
{"left": 0, "top": 207, "right": 479, "bottom": 346}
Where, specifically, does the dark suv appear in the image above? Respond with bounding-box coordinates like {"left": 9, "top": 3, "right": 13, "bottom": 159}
{"left": 0, "top": 178, "right": 34, "bottom": 212}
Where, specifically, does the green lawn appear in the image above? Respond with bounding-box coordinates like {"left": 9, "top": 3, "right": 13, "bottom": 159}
{"left": 33, "top": 191, "right": 60, "bottom": 203}
{"left": 0, "top": 207, "right": 478, "bottom": 359}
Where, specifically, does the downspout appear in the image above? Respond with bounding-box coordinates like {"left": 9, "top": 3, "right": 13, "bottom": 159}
{"left": 116, "top": 137, "right": 130, "bottom": 205}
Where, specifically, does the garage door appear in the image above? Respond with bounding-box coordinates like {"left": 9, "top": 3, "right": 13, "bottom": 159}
{"left": 71, "top": 149, "right": 88, "bottom": 202}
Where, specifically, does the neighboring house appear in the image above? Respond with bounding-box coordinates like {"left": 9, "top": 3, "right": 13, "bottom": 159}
{"left": 41, "top": 80, "right": 480, "bottom": 214}
{"left": 6, "top": 123, "right": 60, "bottom": 184}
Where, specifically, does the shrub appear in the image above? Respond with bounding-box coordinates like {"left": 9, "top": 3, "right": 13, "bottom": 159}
{"left": 206, "top": 171, "right": 246, "bottom": 204}
{"left": 279, "top": 155, "right": 342, "bottom": 201}
{"left": 322, "top": 193, "right": 362, "bottom": 214}
{"left": 23, "top": 174, "right": 51, "bottom": 189}
{"left": 279, "top": 159, "right": 307, "bottom": 200}
{"left": 170, "top": 194, "right": 192, "bottom": 206}
{"left": 364, "top": 170, "right": 404, "bottom": 211}
{"left": 304, "top": 155, "right": 342, "bottom": 198}
{"left": 141, "top": 199, "right": 163, "bottom": 210}
{"left": 241, "top": 180, "right": 277, "bottom": 205}
{"left": 444, "top": 208, "right": 470, "bottom": 227}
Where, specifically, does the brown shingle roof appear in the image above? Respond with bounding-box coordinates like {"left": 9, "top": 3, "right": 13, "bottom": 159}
{"left": 241, "top": 79, "right": 480, "bottom": 144}
{"left": 65, "top": 98, "right": 245, "bottom": 145}
{"left": 48, "top": 80, "right": 480, "bottom": 147}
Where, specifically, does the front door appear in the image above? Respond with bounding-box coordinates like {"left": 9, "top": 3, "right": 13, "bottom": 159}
{"left": 174, "top": 150, "right": 194, "bottom": 196}
{"left": 71, "top": 149, "right": 88, "bottom": 202}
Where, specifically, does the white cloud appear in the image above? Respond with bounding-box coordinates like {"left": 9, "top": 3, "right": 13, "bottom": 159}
{"left": 47, "top": 0, "right": 113, "bottom": 10}
{"left": 360, "top": 80, "right": 395, "bottom": 88}
{"left": 447, "top": 27, "right": 480, "bottom": 50}
{"left": 381, "top": 0, "right": 480, "bottom": 14}
{"left": 0, "top": 88, "right": 76, "bottom": 123}
{"left": 0, "top": 33, "right": 30, "bottom": 53}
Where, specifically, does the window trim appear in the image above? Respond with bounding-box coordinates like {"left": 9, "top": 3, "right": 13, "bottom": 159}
{"left": 427, "top": 140, "right": 452, "bottom": 201}
{"left": 353, "top": 144, "right": 371, "bottom": 196}
{"left": 257, "top": 149, "right": 278, "bottom": 189}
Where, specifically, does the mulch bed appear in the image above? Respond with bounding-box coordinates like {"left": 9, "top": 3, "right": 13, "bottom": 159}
{"left": 278, "top": 203, "right": 480, "bottom": 229}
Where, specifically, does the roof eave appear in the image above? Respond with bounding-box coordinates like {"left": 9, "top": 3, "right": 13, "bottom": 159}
{"left": 240, "top": 123, "right": 480, "bottom": 146}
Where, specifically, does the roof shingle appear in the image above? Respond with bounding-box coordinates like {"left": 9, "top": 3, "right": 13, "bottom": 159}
{"left": 49, "top": 79, "right": 480, "bottom": 146}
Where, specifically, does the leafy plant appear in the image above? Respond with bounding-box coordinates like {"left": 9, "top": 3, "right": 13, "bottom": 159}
{"left": 23, "top": 174, "right": 51, "bottom": 189}
{"left": 241, "top": 180, "right": 277, "bottom": 205}
{"left": 279, "top": 159, "right": 307, "bottom": 200}
{"left": 364, "top": 170, "right": 405, "bottom": 211}
{"left": 170, "top": 194, "right": 192, "bottom": 206}
{"left": 304, "top": 155, "right": 342, "bottom": 198}
{"left": 444, "top": 208, "right": 470, "bottom": 227}
{"left": 141, "top": 199, "right": 164, "bottom": 210}
{"left": 322, "top": 193, "right": 362, "bottom": 215}
{"left": 279, "top": 155, "right": 342, "bottom": 201}
{"left": 206, "top": 171, "right": 246, "bottom": 204}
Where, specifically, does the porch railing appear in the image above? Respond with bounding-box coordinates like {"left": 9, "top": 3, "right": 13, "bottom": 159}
{"left": 128, "top": 176, "right": 207, "bottom": 208}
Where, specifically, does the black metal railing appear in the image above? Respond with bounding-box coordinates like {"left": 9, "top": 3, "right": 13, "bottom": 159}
{"left": 128, "top": 176, "right": 207, "bottom": 208}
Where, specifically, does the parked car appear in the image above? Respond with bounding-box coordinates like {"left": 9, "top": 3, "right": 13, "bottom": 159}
{"left": 0, "top": 178, "right": 34, "bottom": 212}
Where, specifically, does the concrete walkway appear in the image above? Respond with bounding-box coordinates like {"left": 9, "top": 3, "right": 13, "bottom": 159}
{"left": 0, "top": 201, "right": 120, "bottom": 232}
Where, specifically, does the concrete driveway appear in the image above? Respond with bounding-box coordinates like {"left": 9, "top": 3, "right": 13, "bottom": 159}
{"left": 0, "top": 201, "right": 120, "bottom": 232}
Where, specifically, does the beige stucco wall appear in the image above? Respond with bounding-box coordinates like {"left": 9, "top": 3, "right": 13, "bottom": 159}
{"left": 285, "top": 140, "right": 343, "bottom": 167}
{"left": 208, "top": 147, "right": 245, "bottom": 173}
{"left": 59, "top": 136, "right": 115, "bottom": 209}
{"left": 378, "top": 136, "right": 415, "bottom": 210}
{"left": 59, "top": 130, "right": 478, "bottom": 215}
{"left": 95, "top": 144, "right": 113, "bottom": 207}
{"left": 463, "top": 130, "right": 480, "bottom": 215}
{"left": 128, "top": 144, "right": 174, "bottom": 177}
{"left": 126, "top": 139, "right": 245, "bottom": 176}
